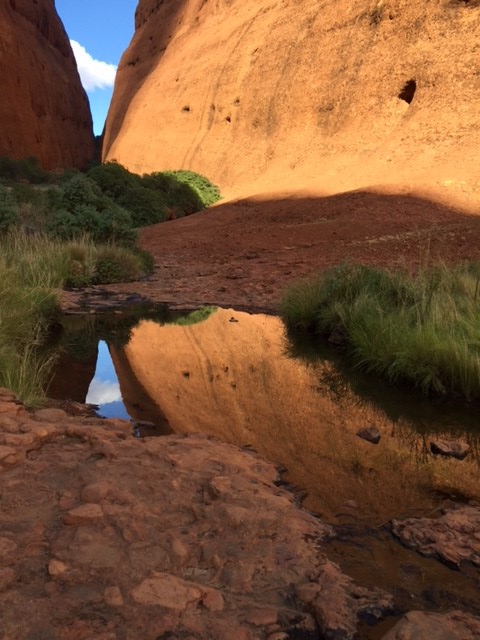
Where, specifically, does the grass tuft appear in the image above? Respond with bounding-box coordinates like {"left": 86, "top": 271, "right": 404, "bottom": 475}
{"left": 280, "top": 263, "right": 480, "bottom": 399}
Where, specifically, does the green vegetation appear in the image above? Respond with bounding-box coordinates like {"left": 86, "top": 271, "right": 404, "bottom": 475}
{"left": 281, "top": 263, "right": 480, "bottom": 399}
{"left": 0, "top": 232, "right": 65, "bottom": 406}
{"left": 171, "top": 306, "right": 218, "bottom": 326}
{"left": 0, "top": 156, "right": 221, "bottom": 404}
{"left": 0, "top": 158, "right": 221, "bottom": 243}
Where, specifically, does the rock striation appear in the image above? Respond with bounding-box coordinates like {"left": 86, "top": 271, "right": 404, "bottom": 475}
{"left": 0, "top": 0, "right": 94, "bottom": 169}
{"left": 104, "top": 0, "right": 480, "bottom": 204}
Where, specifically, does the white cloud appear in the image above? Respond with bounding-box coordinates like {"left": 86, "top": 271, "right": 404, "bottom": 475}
{"left": 86, "top": 379, "right": 122, "bottom": 405}
{"left": 70, "top": 40, "right": 117, "bottom": 92}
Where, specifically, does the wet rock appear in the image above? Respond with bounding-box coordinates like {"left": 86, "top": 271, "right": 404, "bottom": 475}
{"left": 430, "top": 439, "right": 471, "bottom": 460}
{"left": 392, "top": 505, "right": 480, "bottom": 567}
{"left": 380, "top": 610, "right": 480, "bottom": 640}
{"left": 245, "top": 608, "right": 278, "bottom": 626}
{"left": 356, "top": 426, "right": 381, "bottom": 444}
{"left": 296, "top": 561, "right": 393, "bottom": 638}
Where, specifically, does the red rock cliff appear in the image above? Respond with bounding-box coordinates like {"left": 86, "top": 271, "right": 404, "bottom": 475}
{"left": 0, "top": 0, "right": 94, "bottom": 169}
{"left": 104, "top": 0, "right": 480, "bottom": 203}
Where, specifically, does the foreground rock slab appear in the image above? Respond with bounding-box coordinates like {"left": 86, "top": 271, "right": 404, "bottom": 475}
{"left": 381, "top": 610, "right": 480, "bottom": 640}
{"left": 0, "top": 391, "right": 390, "bottom": 640}
{"left": 392, "top": 505, "right": 480, "bottom": 567}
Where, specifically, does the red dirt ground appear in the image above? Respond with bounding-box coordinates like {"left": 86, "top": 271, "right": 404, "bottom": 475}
{"left": 61, "top": 189, "right": 480, "bottom": 314}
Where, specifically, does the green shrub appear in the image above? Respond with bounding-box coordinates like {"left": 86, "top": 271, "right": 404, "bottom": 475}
{"left": 163, "top": 170, "right": 221, "bottom": 208}
{"left": 140, "top": 171, "right": 204, "bottom": 215}
{"left": 93, "top": 246, "right": 144, "bottom": 284}
{"left": 281, "top": 263, "right": 480, "bottom": 399}
{"left": 88, "top": 162, "right": 167, "bottom": 226}
{"left": 0, "top": 156, "right": 50, "bottom": 184}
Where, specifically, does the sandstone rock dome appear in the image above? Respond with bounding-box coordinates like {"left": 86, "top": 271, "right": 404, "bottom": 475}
{"left": 0, "top": 0, "right": 94, "bottom": 169}
{"left": 103, "top": 0, "right": 480, "bottom": 205}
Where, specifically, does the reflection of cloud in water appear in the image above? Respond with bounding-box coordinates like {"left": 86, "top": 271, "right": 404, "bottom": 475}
{"left": 86, "top": 379, "right": 122, "bottom": 405}
{"left": 96, "top": 400, "right": 130, "bottom": 420}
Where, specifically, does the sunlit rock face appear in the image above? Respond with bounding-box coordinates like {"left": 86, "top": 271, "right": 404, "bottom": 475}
{"left": 104, "top": 0, "right": 479, "bottom": 204}
{"left": 0, "top": 0, "right": 94, "bottom": 169}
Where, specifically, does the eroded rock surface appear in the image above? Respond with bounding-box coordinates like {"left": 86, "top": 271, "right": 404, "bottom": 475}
{"left": 0, "top": 388, "right": 391, "bottom": 639}
{"left": 381, "top": 610, "right": 480, "bottom": 640}
{"left": 0, "top": 0, "right": 94, "bottom": 168}
{"left": 104, "top": 0, "right": 480, "bottom": 205}
{"left": 392, "top": 505, "right": 480, "bottom": 567}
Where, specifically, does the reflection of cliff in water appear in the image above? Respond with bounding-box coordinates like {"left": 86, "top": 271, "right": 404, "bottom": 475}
{"left": 110, "top": 308, "right": 480, "bottom": 524}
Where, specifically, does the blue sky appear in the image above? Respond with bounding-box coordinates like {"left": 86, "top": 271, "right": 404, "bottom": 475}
{"left": 55, "top": 1, "right": 138, "bottom": 135}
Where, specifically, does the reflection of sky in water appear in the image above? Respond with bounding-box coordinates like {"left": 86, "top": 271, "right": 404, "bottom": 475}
{"left": 86, "top": 341, "right": 130, "bottom": 419}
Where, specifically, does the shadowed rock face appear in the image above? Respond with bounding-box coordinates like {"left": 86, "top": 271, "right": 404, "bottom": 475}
{"left": 104, "top": 0, "right": 480, "bottom": 202}
{"left": 0, "top": 0, "right": 95, "bottom": 169}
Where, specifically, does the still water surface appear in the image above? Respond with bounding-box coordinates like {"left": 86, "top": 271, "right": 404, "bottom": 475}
{"left": 49, "top": 306, "right": 480, "bottom": 636}
{"left": 51, "top": 306, "right": 480, "bottom": 524}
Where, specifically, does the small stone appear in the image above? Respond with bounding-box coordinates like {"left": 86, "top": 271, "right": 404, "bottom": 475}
{"left": 430, "top": 440, "right": 470, "bottom": 460}
{"left": 356, "top": 426, "right": 381, "bottom": 444}
{"left": 132, "top": 573, "right": 202, "bottom": 609}
{"left": 201, "top": 587, "right": 224, "bottom": 611}
{"left": 82, "top": 482, "right": 112, "bottom": 502}
{"left": 64, "top": 503, "right": 104, "bottom": 524}
{"left": 48, "top": 559, "right": 67, "bottom": 577}
{"left": 245, "top": 608, "right": 279, "bottom": 626}
{"left": 171, "top": 536, "right": 190, "bottom": 565}
{"left": 104, "top": 586, "right": 123, "bottom": 607}
{"left": 341, "top": 500, "right": 358, "bottom": 511}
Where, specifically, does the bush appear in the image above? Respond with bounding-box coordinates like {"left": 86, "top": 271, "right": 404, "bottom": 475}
{"left": 163, "top": 170, "right": 221, "bottom": 208}
{"left": 88, "top": 162, "right": 167, "bottom": 226}
{"left": 0, "top": 156, "right": 50, "bottom": 184}
{"left": 140, "top": 171, "right": 204, "bottom": 215}
{"left": 281, "top": 263, "right": 480, "bottom": 399}
{"left": 46, "top": 175, "right": 137, "bottom": 246}
{"left": 93, "top": 246, "right": 144, "bottom": 284}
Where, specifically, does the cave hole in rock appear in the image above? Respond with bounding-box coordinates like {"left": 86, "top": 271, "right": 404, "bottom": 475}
{"left": 225, "top": 116, "right": 231, "bottom": 123}
{"left": 398, "top": 79, "right": 417, "bottom": 105}
{"left": 182, "top": 105, "right": 191, "bottom": 112}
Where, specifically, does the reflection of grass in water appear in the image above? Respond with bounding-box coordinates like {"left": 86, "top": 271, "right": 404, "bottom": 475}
{"left": 170, "top": 306, "right": 218, "bottom": 326}
{"left": 283, "top": 323, "right": 480, "bottom": 441}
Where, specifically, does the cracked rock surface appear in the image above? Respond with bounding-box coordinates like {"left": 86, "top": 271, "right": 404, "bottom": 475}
{"left": 0, "top": 388, "right": 391, "bottom": 640}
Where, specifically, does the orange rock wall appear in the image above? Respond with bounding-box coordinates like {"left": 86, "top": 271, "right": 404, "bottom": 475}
{"left": 0, "top": 0, "right": 95, "bottom": 169}
{"left": 104, "top": 0, "right": 480, "bottom": 200}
